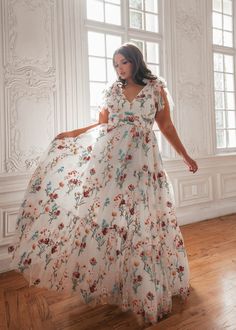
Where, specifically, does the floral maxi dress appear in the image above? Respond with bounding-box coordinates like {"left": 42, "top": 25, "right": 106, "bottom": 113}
{"left": 9, "top": 77, "right": 190, "bottom": 325}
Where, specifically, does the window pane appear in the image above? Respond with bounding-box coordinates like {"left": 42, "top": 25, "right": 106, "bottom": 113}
{"left": 129, "top": 0, "right": 143, "bottom": 10}
{"left": 223, "top": 15, "right": 232, "bottom": 31}
{"left": 146, "top": 13, "right": 158, "bottom": 32}
{"left": 107, "top": 0, "right": 120, "bottom": 4}
{"left": 130, "top": 10, "right": 143, "bottom": 29}
{"left": 223, "top": 0, "right": 232, "bottom": 15}
{"left": 131, "top": 39, "right": 144, "bottom": 53}
{"left": 225, "top": 92, "right": 235, "bottom": 110}
{"left": 107, "top": 59, "right": 117, "bottom": 82}
{"left": 129, "top": 39, "right": 160, "bottom": 76}
{"left": 90, "top": 82, "right": 106, "bottom": 106}
{"left": 148, "top": 64, "right": 159, "bottom": 76}
{"left": 215, "top": 91, "right": 225, "bottom": 109}
{"left": 214, "top": 53, "right": 223, "bottom": 71}
{"left": 146, "top": 42, "right": 159, "bottom": 63}
{"left": 87, "top": 0, "right": 121, "bottom": 25}
{"left": 228, "top": 130, "right": 236, "bottom": 147}
{"left": 225, "top": 74, "right": 234, "bottom": 91}
{"left": 88, "top": 31, "right": 123, "bottom": 115}
{"left": 213, "top": 29, "right": 223, "bottom": 45}
{"left": 212, "top": 1, "right": 235, "bottom": 151}
{"left": 213, "top": 12, "right": 222, "bottom": 29}
{"left": 224, "top": 55, "right": 234, "bottom": 73}
{"left": 106, "top": 34, "right": 122, "bottom": 58}
{"left": 216, "top": 130, "right": 227, "bottom": 148}
{"left": 89, "top": 57, "right": 106, "bottom": 81}
{"left": 105, "top": 3, "right": 121, "bottom": 25}
{"left": 227, "top": 111, "right": 236, "bottom": 128}
{"left": 87, "top": 0, "right": 104, "bottom": 22}
{"left": 223, "top": 31, "right": 233, "bottom": 47}
{"left": 213, "top": 0, "right": 222, "bottom": 12}
{"left": 145, "top": 0, "right": 158, "bottom": 13}
{"left": 216, "top": 111, "right": 226, "bottom": 128}
{"left": 88, "top": 32, "right": 105, "bottom": 56}
{"left": 214, "top": 72, "right": 224, "bottom": 90}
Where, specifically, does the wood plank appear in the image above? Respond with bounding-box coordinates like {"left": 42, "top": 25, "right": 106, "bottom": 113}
{"left": 0, "top": 288, "right": 7, "bottom": 330}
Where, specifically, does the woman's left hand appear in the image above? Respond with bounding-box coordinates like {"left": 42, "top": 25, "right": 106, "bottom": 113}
{"left": 183, "top": 155, "right": 198, "bottom": 173}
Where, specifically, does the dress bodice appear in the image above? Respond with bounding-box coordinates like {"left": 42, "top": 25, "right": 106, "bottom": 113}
{"left": 99, "top": 78, "right": 167, "bottom": 130}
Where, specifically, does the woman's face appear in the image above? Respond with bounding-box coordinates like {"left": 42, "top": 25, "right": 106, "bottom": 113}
{"left": 114, "top": 53, "right": 133, "bottom": 81}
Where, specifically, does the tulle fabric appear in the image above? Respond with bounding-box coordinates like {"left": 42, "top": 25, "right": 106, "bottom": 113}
{"left": 9, "top": 78, "right": 190, "bottom": 325}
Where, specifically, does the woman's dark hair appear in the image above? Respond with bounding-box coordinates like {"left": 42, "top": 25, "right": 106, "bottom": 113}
{"left": 113, "top": 43, "right": 157, "bottom": 86}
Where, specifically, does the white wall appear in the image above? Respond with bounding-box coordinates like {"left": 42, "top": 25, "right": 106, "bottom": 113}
{"left": 0, "top": 0, "right": 235, "bottom": 272}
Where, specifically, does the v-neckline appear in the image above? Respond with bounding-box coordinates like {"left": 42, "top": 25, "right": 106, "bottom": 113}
{"left": 120, "top": 82, "right": 148, "bottom": 105}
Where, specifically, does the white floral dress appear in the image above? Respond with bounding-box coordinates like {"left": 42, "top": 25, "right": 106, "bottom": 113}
{"left": 9, "top": 77, "right": 190, "bottom": 325}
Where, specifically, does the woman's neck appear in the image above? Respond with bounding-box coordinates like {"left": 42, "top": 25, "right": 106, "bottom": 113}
{"left": 125, "top": 79, "right": 142, "bottom": 87}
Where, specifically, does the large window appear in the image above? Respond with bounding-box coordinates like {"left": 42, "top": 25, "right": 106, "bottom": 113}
{"left": 212, "top": 0, "right": 236, "bottom": 151}
{"left": 84, "top": 0, "right": 162, "bottom": 122}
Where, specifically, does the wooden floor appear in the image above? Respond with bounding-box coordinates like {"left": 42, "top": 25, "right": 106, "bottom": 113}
{"left": 1, "top": 214, "right": 236, "bottom": 330}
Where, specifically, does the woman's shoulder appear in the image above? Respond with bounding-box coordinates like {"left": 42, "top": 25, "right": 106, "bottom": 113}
{"left": 103, "top": 80, "right": 120, "bottom": 94}
{"left": 146, "top": 76, "right": 167, "bottom": 89}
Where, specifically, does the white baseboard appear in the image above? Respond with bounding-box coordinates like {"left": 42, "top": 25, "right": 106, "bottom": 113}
{"left": 177, "top": 202, "right": 236, "bottom": 226}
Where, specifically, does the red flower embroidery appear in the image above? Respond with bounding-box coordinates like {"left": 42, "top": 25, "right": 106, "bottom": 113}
{"left": 51, "top": 246, "right": 57, "bottom": 254}
{"left": 23, "top": 258, "right": 32, "bottom": 266}
{"left": 58, "top": 223, "right": 64, "bottom": 230}
{"left": 167, "top": 201, "right": 172, "bottom": 208}
{"left": 83, "top": 190, "right": 90, "bottom": 197}
{"left": 146, "top": 291, "right": 154, "bottom": 301}
{"left": 102, "top": 227, "right": 108, "bottom": 235}
{"left": 8, "top": 246, "right": 14, "bottom": 253}
{"left": 90, "top": 257, "right": 97, "bottom": 266}
{"left": 125, "top": 154, "right": 132, "bottom": 161}
{"left": 142, "top": 165, "right": 148, "bottom": 172}
{"left": 128, "top": 184, "right": 135, "bottom": 191}
{"left": 57, "top": 145, "right": 64, "bottom": 149}
{"left": 178, "top": 266, "right": 184, "bottom": 273}
{"left": 73, "top": 272, "right": 80, "bottom": 278}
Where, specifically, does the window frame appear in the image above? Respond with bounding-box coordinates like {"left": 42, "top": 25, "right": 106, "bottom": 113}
{"left": 80, "top": 0, "right": 174, "bottom": 158}
{"left": 212, "top": 0, "right": 236, "bottom": 153}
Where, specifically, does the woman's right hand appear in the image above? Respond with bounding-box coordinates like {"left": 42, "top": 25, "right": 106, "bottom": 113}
{"left": 55, "top": 131, "right": 74, "bottom": 140}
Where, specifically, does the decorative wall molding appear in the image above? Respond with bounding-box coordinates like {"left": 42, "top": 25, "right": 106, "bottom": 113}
{"left": 217, "top": 173, "right": 236, "bottom": 199}
{"left": 1, "top": 0, "right": 57, "bottom": 173}
{"left": 175, "top": 175, "right": 213, "bottom": 207}
{"left": 176, "top": 1, "right": 202, "bottom": 40}
{"left": 0, "top": 174, "right": 29, "bottom": 194}
{"left": 5, "top": 66, "right": 56, "bottom": 88}
{"left": 5, "top": 85, "right": 55, "bottom": 172}
{"left": 2, "top": 207, "right": 18, "bottom": 241}
{"left": 173, "top": 0, "right": 211, "bottom": 157}
{"left": 4, "top": 0, "right": 55, "bottom": 70}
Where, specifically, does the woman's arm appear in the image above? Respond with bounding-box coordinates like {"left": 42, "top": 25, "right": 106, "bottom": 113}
{"left": 155, "top": 87, "right": 198, "bottom": 173}
{"left": 55, "top": 108, "right": 109, "bottom": 139}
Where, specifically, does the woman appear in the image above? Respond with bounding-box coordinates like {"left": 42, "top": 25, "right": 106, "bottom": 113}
{"left": 9, "top": 43, "right": 198, "bottom": 325}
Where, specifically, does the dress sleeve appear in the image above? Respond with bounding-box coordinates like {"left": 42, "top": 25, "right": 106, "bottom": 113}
{"left": 98, "top": 83, "right": 113, "bottom": 113}
{"left": 153, "top": 77, "right": 174, "bottom": 113}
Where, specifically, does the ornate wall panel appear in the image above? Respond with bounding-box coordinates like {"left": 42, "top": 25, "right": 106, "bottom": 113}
{"left": 2, "top": 0, "right": 56, "bottom": 173}
{"left": 173, "top": 0, "right": 210, "bottom": 157}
